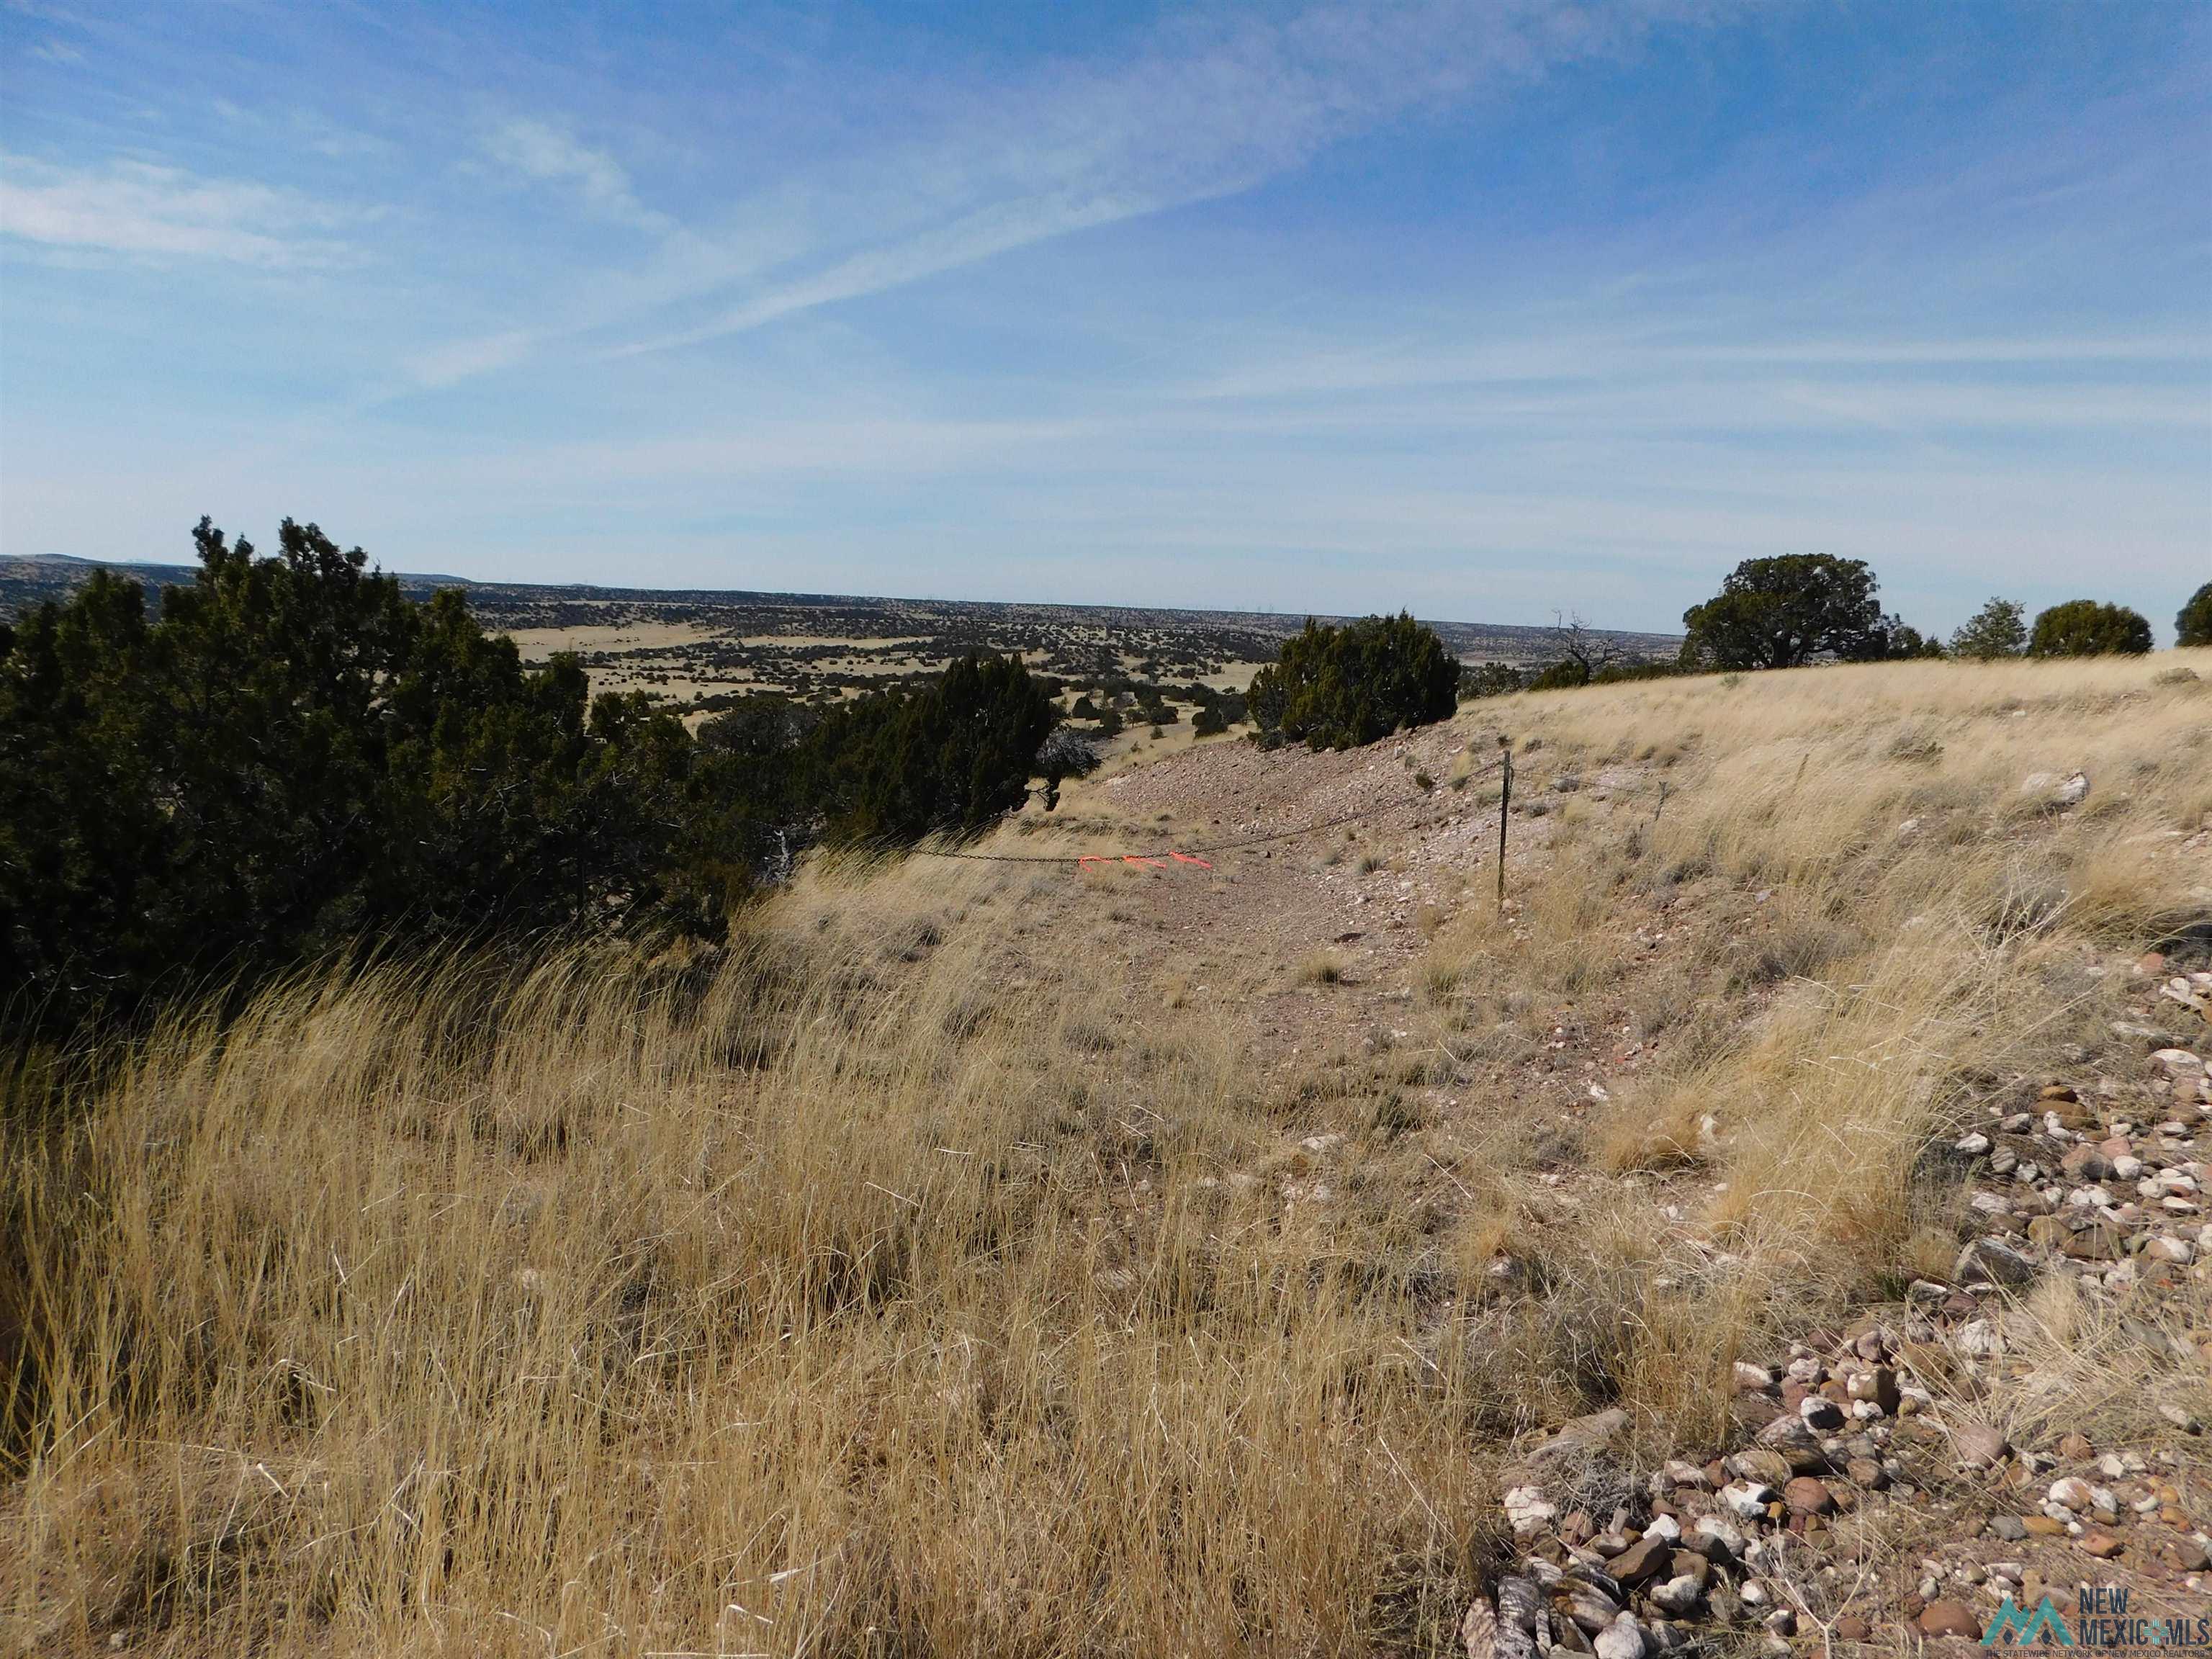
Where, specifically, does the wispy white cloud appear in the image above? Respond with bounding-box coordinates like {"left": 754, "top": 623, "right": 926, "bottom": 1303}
{"left": 0, "top": 153, "right": 356, "bottom": 266}
{"left": 626, "top": 2, "right": 1707, "bottom": 349}
{"left": 425, "top": 1, "right": 1719, "bottom": 377}
{"left": 1178, "top": 333, "right": 2212, "bottom": 403}
{"left": 403, "top": 329, "right": 539, "bottom": 390}
{"left": 482, "top": 117, "right": 670, "bottom": 233}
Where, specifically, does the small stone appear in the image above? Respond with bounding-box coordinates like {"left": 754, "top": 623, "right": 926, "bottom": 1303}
{"left": 2064, "top": 1225, "right": 2125, "bottom": 1262}
{"left": 2080, "top": 1531, "right": 2124, "bottom": 1560}
{"left": 1690, "top": 1516, "right": 1747, "bottom": 1561}
{"left": 2158, "top": 1403, "right": 2203, "bottom": 1434}
{"left": 1956, "top": 1236, "right": 2038, "bottom": 1288}
{"left": 2161, "top": 1539, "right": 2211, "bottom": 1572}
{"left": 1845, "top": 1367, "right": 1901, "bottom": 1414}
{"left": 1955, "top": 1318, "right": 2002, "bottom": 1358}
{"left": 1731, "top": 1449, "right": 1795, "bottom": 1487}
{"left": 1954, "top": 1421, "right": 2009, "bottom": 1470}
{"left": 1919, "top": 1599, "right": 1981, "bottom": 1639}
{"left": 1562, "top": 1583, "right": 1624, "bottom": 1637}
{"left": 1720, "top": 1481, "right": 1773, "bottom": 1521}
{"left": 1460, "top": 1599, "right": 1502, "bottom": 1659}
{"left": 2049, "top": 1477, "right": 2095, "bottom": 1511}
{"left": 1648, "top": 1576, "right": 1704, "bottom": 1616}
{"left": 2028, "top": 1215, "right": 2072, "bottom": 1249}
{"left": 1800, "top": 1395, "right": 1846, "bottom": 1432}
{"left": 1570, "top": 1568, "right": 1629, "bottom": 1609}
{"left": 2062, "top": 1145, "right": 2115, "bottom": 1182}
{"left": 1784, "top": 1476, "right": 1835, "bottom": 1516}
{"left": 1755, "top": 1413, "right": 1830, "bottom": 1473}
{"left": 1660, "top": 1460, "right": 1709, "bottom": 1490}
{"left": 1609, "top": 1534, "right": 1673, "bottom": 1587}
{"left": 1593, "top": 1613, "right": 1645, "bottom": 1659}
{"left": 1505, "top": 1485, "right": 1558, "bottom": 1535}
{"left": 1990, "top": 1515, "right": 2027, "bottom": 1541}
{"left": 1835, "top": 1614, "right": 1873, "bottom": 1642}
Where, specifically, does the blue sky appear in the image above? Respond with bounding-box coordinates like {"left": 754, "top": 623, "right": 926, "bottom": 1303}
{"left": 2, "top": 1, "right": 2207, "bottom": 636}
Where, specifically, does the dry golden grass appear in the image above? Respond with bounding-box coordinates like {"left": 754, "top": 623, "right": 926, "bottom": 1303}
{"left": 3, "top": 871, "right": 1517, "bottom": 1656}
{"left": 5, "top": 650, "right": 2209, "bottom": 1655}
{"left": 1414, "top": 650, "right": 2211, "bottom": 1454}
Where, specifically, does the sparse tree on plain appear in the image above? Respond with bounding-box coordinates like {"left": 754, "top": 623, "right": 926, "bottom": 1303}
{"left": 1948, "top": 597, "right": 2028, "bottom": 660}
{"left": 1532, "top": 610, "right": 1620, "bottom": 688}
{"left": 1679, "top": 554, "right": 1899, "bottom": 670}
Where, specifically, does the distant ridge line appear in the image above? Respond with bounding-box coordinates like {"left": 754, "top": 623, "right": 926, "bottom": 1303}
{"left": 0, "top": 553, "right": 1683, "bottom": 647}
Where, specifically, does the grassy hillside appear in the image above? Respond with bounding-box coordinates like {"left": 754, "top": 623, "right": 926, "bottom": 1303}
{"left": 6, "top": 652, "right": 2209, "bottom": 1655}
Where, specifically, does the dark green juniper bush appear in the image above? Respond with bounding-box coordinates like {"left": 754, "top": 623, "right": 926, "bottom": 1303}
{"left": 2028, "top": 598, "right": 2154, "bottom": 658}
{"left": 0, "top": 519, "right": 1061, "bottom": 1038}
{"left": 1246, "top": 611, "right": 1459, "bottom": 751}
{"left": 2173, "top": 583, "right": 2211, "bottom": 649}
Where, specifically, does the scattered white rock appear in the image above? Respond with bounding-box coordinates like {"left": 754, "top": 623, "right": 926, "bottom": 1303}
{"left": 1722, "top": 1481, "right": 1774, "bottom": 1520}
{"left": 1503, "top": 1485, "right": 1558, "bottom": 1536}
{"left": 1650, "top": 1575, "right": 1704, "bottom": 1615}
{"left": 1593, "top": 1612, "right": 1647, "bottom": 1659}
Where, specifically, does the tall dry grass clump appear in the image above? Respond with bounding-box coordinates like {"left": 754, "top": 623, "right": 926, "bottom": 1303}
{"left": 4, "top": 868, "right": 1518, "bottom": 1656}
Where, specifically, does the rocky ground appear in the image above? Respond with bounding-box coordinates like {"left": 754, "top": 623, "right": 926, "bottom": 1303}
{"left": 1030, "top": 718, "right": 2212, "bottom": 1656}
{"left": 1479, "top": 971, "right": 2211, "bottom": 1658}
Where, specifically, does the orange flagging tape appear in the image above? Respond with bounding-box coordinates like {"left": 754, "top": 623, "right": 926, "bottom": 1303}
{"left": 1076, "top": 850, "right": 1210, "bottom": 873}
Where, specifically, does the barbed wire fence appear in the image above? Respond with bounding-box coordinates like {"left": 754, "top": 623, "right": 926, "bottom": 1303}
{"left": 899, "top": 748, "right": 1519, "bottom": 884}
